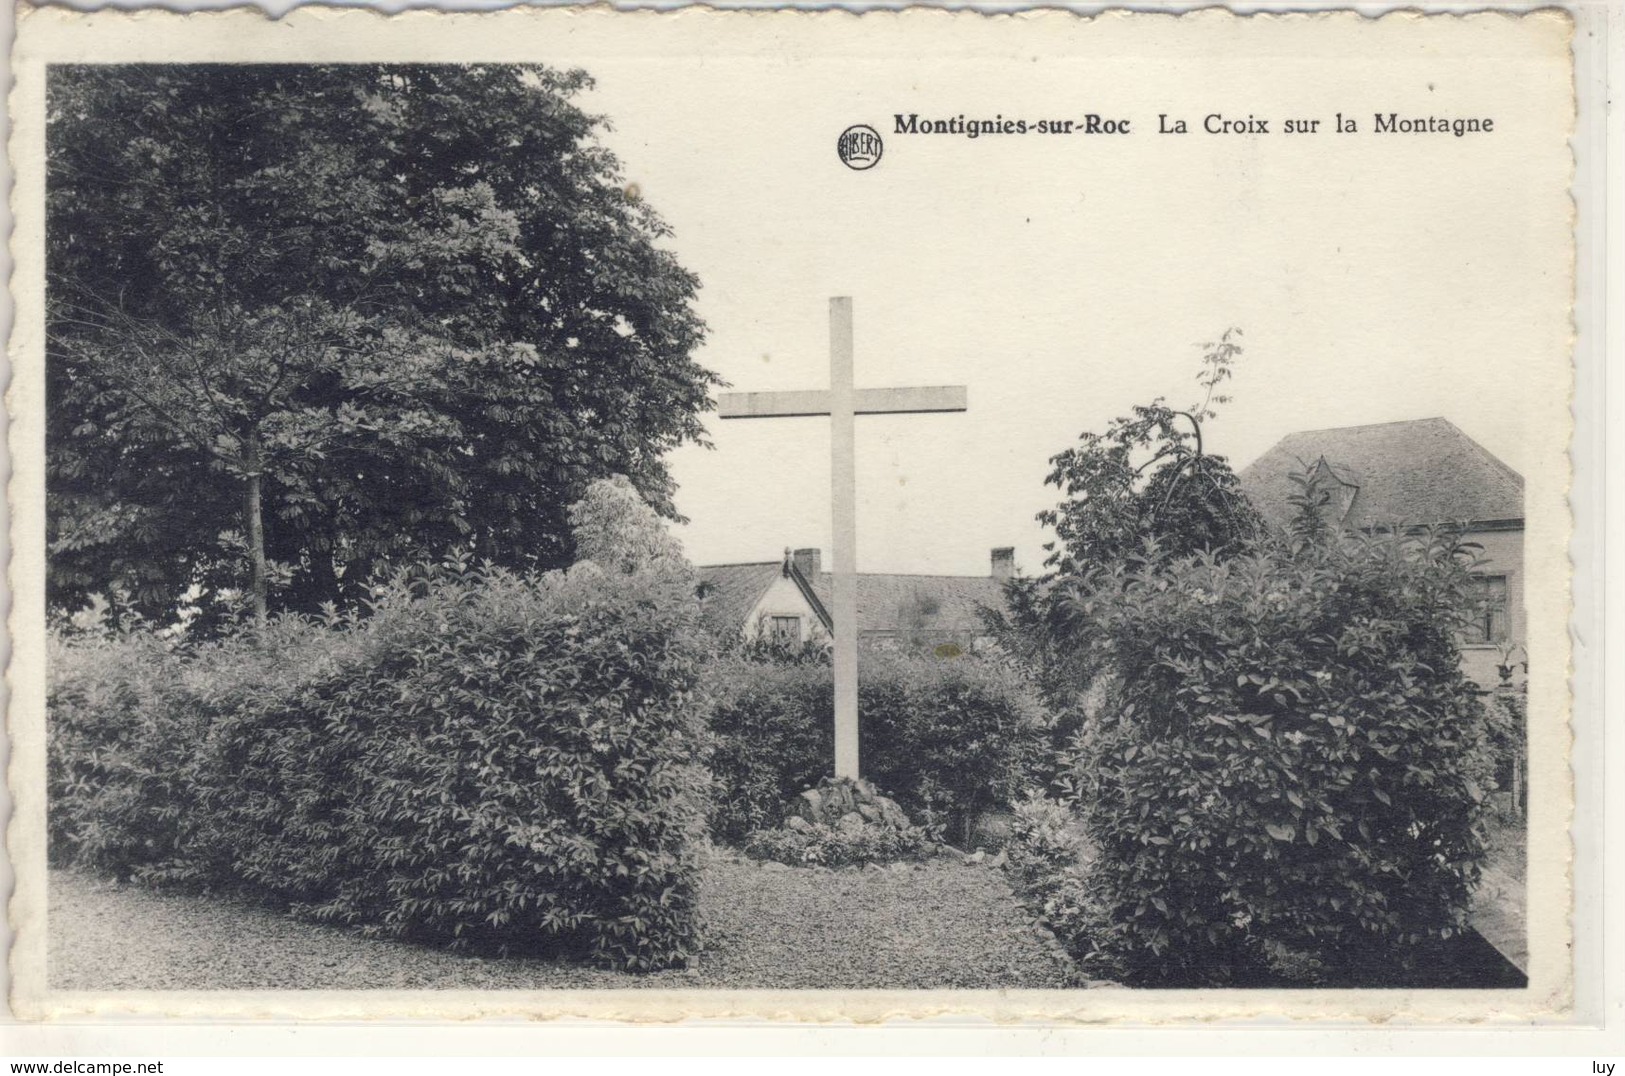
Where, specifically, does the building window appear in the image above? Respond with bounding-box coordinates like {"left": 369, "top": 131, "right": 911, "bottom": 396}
{"left": 1464, "top": 574, "right": 1510, "bottom": 645}
{"left": 769, "top": 616, "right": 802, "bottom": 645}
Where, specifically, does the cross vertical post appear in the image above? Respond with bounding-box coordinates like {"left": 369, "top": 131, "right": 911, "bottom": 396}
{"left": 715, "top": 298, "right": 967, "bottom": 784}
{"left": 829, "top": 297, "right": 860, "bottom": 779}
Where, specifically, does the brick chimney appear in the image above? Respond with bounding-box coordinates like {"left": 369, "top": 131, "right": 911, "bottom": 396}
{"left": 990, "top": 547, "right": 1015, "bottom": 582}
{"left": 792, "top": 547, "right": 823, "bottom": 579}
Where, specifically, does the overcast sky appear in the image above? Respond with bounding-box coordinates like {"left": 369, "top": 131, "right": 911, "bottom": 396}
{"left": 573, "top": 17, "right": 1568, "bottom": 577}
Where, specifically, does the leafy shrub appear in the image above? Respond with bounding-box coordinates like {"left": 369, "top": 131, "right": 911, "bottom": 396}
{"left": 1061, "top": 526, "right": 1496, "bottom": 985}
{"left": 48, "top": 626, "right": 197, "bottom": 876}
{"left": 49, "top": 477, "right": 711, "bottom": 970}
{"left": 982, "top": 332, "right": 1262, "bottom": 714}
{"left": 704, "top": 650, "right": 1051, "bottom": 844}
{"left": 860, "top": 653, "right": 1052, "bottom": 844}
{"left": 1002, "top": 793, "right": 1118, "bottom": 977}
{"left": 1485, "top": 687, "right": 1527, "bottom": 818}
{"left": 744, "top": 813, "right": 935, "bottom": 867}
{"left": 704, "top": 655, "right": 835, "bottom": 842}
{"left": 1004, "top": 793, "right": 1088, "bottom": 901}
{"left": 47, "top": 608, "right": 334, "bottom": 877}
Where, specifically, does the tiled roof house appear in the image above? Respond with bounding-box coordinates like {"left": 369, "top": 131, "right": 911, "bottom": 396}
{"left": 1238, "top": 417, "right": 1525, "bottom": 688}
{"left": 697, "top": 547, "right": 1014, "bottom": 651}
{"left": 1238, "top": 417, "right": 1523, "bottom": 532}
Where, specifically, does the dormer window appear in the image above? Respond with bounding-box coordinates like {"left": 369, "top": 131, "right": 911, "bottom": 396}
{"left": 1311, "top": 457, "right": 1360, "bottom": 522}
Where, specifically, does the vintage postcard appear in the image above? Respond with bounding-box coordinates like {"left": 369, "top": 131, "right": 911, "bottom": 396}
{"left": 6, "top": 6, "right": 1576, "bottom": 1025}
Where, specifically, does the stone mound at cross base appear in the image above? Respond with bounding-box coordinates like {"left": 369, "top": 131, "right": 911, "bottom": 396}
{"left": 790, "top": 776, "right": 912, "bottom": 831}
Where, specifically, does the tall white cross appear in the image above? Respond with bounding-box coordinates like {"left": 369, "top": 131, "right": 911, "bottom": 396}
{"left": 718, "top": 297, "right": 968, "bottom": 779}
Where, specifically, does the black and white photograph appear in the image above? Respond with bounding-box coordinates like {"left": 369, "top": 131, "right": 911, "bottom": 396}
{"left": 5, "top": 6, "right": 1584, "bottom": 1028}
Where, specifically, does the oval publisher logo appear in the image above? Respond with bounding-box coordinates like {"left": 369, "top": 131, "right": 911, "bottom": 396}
{"left": 837, "top": 124, "right": 883, "bottom": 170}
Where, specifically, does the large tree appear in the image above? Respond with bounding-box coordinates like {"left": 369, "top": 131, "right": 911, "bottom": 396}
{"left": 47, "top": 64, "right": 717, "bottom": 627}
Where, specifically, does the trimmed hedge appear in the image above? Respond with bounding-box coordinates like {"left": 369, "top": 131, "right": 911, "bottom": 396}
{"left": 705, "top": 650, "right": 1051, "bottom": 844}
{"left": 703, "top": 655, "right": 833, "bottom": 842}
{"left": 49, "top": 477, "right": 711, "bottom": 970}
{"left": 48, "top": 626, "right": 204, "bottom": 878}
{"left": 1062, "top": 528, "right": 1497, "bottom": 985}
{"left": 47, "top": 612, "right": 330, "bottom": 879}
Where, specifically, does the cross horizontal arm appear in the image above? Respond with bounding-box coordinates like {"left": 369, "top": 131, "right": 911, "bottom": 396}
{"left": 718, "top": 385, "right": 967, "bottom": 419}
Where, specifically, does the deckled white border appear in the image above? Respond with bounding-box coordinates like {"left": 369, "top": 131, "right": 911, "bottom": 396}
{"left": 4, "top": 3, "right": 1585, "bottom": 1031}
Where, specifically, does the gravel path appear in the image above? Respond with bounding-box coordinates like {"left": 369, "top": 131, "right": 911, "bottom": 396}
{"left": 49, "top": 851, "right": 1074, "bottom": 990}
{"left": 1470, "top": 818, "right": 1527, "bottom": 975}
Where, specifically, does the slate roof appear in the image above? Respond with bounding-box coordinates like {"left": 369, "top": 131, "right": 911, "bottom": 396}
{"left": 1238, "top": 417, "right": 1524, "bottom": 530}
{"left": 695, "top": 561, "right": 785, "bottom": 636}
{"left": 805, "top": 572, "right": 1004, "bottom": 637}
{"left": 695, "top": 558, "right": 1004, "bottom": 638}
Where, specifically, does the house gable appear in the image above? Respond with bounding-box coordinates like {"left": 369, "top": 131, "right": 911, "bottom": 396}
{"left": 696, "top": 555, "right": 830, "bottom": 643}
{"left": 740, "top": 570, "right": 829, "bottom": 644}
